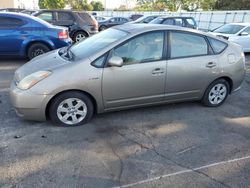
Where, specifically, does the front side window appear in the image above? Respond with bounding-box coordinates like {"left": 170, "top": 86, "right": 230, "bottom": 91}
{"left": 170, "top": 32, "right": 208, "bottom": 58}
{"left": 163, "top": 19, "right": 174, "bottom": 25}
{"left": 174, "top": 18, "right": 183, "bottom": 26}
{"left": 241, "top": 26, "right": 250, "bottom": 34}
{"left": 110, "top": 32, "right": 164, "bottom": 65}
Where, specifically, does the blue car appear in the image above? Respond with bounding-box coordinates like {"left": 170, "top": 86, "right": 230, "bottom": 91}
{"left": 0, "top": 12, "right": 71, "bottom": 59}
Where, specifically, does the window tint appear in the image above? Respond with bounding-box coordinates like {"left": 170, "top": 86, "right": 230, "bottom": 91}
{"left": 78, "top": 12, "right": 94, "bottom": 24}
{"left": 170, "top": 32, "right": 208, "bottom": 58}
{"left": 174, "top": 18, "right": 183, "bottom": 26}
{"left": 208, "top": 37, "right": 227, "bottom": 54}
{"left": 241, "top": 26, "right": 250, "bottom": 34}
{"left": 186, "top": 18, "right": 195, "bottom": 26}
{"left": 163, "top": 19, "right": 174, "bottom": 25}
{"left": 58, "top": 12, "right": 74, "bottom": 21}
{"left": 0, "top": 16, "right": 25, "bottom": 28}
{"left": 38, "top": 12, "right": 53, "bottom": 21}
{"left": 111, "top": 32, "right": 164, "bottom": 65}
{"left": 92, "top": 54, "right": 107, "bottom": 68}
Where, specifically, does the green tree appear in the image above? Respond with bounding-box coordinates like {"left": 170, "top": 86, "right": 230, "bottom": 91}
{"left": 39, "top": 0, "right": 65, "bottom": 9}
{"left": 90, "top": 1, "right": 104, "bottom": 11}
{"left": 214, "top": 0, "right": 250, "bottom": 10}
{"left": 68, "top": 0, "right": 93, "bottom": 11}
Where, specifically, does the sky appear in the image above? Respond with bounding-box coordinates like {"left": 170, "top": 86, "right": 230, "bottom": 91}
{"left": 97, "top": 0, "right": 136, "bottom": 9}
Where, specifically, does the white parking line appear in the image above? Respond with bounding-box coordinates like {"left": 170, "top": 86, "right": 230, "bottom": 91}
{"left": 113, "top": 155, "right": 250, "bottom": 188}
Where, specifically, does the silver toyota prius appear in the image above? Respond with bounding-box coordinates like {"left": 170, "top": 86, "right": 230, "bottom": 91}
{"left": 10, "top": 24, "right": 246, "bottom": 126}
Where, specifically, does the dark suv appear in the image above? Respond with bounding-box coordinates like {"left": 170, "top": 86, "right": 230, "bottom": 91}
{"left": 33, "top": 10, "right": 98, "bottom": 42}
{"left": 150, "top": 16, "right": 197, "bottom": 29}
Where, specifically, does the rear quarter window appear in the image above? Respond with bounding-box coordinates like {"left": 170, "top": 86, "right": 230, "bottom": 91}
{"left": 208, "top": 37, "right": 228, "bottom": 54}
{"left": 0, "top": 16, "right": 26, "bottom": 28}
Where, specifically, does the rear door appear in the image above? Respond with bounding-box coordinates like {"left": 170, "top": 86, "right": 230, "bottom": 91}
{"left": 0, "top": 16, "right": 27, "bottom": 55}
{"left": 102, "top": 31, "right": 167, "bottom": 109}
{"left": 56, "top": 11, "right": 75, "bottom": 27}
{"left": 36, "top": 11, "right": 56, "bottom": 25}
{"left": 165, "top": 31, "right": 219, "bottom": 101}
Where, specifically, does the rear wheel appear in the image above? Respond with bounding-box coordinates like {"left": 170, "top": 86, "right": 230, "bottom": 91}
{"left": 99, "top": 25, "right": 107, "bottom": 31}
{"left": 73, "top": 31, "right": 88, "bottom": 42}
{"left": 202, "top": 79, "right": 230, "bottom": 107}
{"left": 49, "top": 92, "right": 94, "bottom": 126}
{"left": 27, "top": 43, "right": 50, "bottom": 59}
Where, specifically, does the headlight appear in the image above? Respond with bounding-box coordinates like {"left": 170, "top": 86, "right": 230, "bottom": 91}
{"left": 17, "top": 71, "right": 52, "bottom": 90}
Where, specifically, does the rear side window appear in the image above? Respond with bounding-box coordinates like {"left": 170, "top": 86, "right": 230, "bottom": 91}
{"left": 174, "top": 18, "right": 183, "bottom": 27}
{"left": 208, "top": 37, "right": 227, "bottom": 54}
{"left": 170, "top": 32, "right": 208, "bottom": 58}
{"left": 0, "top": 16, "right": 26, "bottom": 28}
{"left": 58, "top": 12, "right": 74, "bottom": 21}
{"left": 78, "top": 12, "right": 94, "bottom": 24}
{"left": 37, "top": 12, "right": 53, "bottom": 21}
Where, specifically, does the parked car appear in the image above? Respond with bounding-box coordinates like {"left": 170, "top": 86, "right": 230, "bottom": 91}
{"left": 211, "top": 23, "right": 250, "bottom": 52}
{"left": 127, "top": 15, "right": 159, "bottom": 24}
{"left": 10, "top": 24, "right": 246, "bottom": 126}
{"left": 20, "top": 9, "right": 36, "bottom": 15}
{"left": 129, "top": 14, "right": 143, "bottom": 21}
{"left": 150, "top": 16, "right": 198, "bottom": 29}
{"left": 33, "top": 10, "right": 98, "bottom": 42}
{"left": 95, "top": 16, "right": 108, "bottom": 22}
{"left": 98, "top": 17, "right": 129, "bottom": 31}
{"left": 0, "top": 12, "right": 71, "bottom": 59}
{"left": 0, "top": 8, "right": 24, "bottom": 12}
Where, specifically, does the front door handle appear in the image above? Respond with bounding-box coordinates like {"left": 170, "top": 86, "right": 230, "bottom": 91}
{"left": 152, "top": 68, "right": 164, "bottom": 75}
{"left": 206, "top": 62, "right": 216, "bottom": 68}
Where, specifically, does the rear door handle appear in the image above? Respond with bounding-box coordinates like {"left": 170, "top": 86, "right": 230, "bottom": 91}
{"left": 206, "top": 62, "right": 216, "bottom": 68}
{"left": 152, "top": 68, "right": 164, "bottom": 75}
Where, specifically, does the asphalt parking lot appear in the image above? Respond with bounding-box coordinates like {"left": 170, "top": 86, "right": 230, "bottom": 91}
{"left": 0, "top": 56, "right": 250, "bottom": 188}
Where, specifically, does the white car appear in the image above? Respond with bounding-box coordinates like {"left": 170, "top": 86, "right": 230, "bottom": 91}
{"left": 211, "top": 23, "right": 250, "bottom": 52}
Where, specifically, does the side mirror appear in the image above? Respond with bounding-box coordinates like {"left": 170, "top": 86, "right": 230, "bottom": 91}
{"left": 108, "top": 56, "right": 123, "bottom": 67}
{"left": 240, "top": 32, "right": 248, "bottom": 36}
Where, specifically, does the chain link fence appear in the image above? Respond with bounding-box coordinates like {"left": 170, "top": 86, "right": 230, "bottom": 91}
{"left": 96, "top": 11, "right": 250, "bottom": 31}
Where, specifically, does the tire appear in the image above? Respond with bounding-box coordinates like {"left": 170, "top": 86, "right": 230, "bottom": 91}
{"left": 202, "top": 79, "right": 230, "bottom": 107}
{"left": 73, "top": 31, "right": 88, "bottom": 42}
{"left": 49, "top": 91, "right": 94, "bottom": 126}
{"left": 27, "top": 43, "right": 50, "bottom": 60}
{"left": 99, "top": 25, "right": 107, "bottom": 31}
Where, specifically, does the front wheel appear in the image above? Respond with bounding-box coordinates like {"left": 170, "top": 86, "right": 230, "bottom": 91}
{"left": 202, "top": 79, "right": 230, "bottom": 107}
{"left": 49, "top": 92, "right": 94, "bottom": 126}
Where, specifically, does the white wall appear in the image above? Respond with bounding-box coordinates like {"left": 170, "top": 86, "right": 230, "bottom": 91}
{"left": 95, "top": 10, "right": 250, "bottom": 31}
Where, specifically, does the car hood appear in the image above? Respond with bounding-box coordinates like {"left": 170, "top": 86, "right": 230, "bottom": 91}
{"left": 209, "top": 32, "right": 233, "bottom": 37}
{"left": 14, "top": 49, "right": 68, "bottom": 82}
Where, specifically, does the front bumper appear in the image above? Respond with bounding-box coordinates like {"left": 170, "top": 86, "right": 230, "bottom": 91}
{"left": 10, "top": 81, "right": 52, "bottom": 121}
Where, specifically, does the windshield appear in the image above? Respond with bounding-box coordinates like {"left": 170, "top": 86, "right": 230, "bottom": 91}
{"left": 149, "top": 17, "right": 163, "bottom": 24}
{"left": 70, "top": 28, "right": 128, "bottom": 60}
{"left": 213, "top": 24, "right": 245, "bottom": 34}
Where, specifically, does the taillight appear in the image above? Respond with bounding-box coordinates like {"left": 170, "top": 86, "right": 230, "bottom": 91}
{"left": 58, "top": 30, "right": 68, "bottom": 40}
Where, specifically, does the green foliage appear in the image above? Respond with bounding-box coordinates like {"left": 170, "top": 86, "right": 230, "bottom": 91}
{"left": 214, "top": 0, "right": 250, "bottom": 10}
{"left": 39, "top": 0, "right": 65, "bottom": 9}
{"left": 90, "top": 1, "right": 104, "bottom": 11}
{"left": 135, "top": 0, "right": 216, "bottom": 11}
{"left": 68, "top": 0, "right": 93, "bottom": 11}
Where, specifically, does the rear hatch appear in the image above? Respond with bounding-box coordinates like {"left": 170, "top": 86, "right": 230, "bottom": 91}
{"left": 77, "top": 12, "right": 98, "bottom": 32}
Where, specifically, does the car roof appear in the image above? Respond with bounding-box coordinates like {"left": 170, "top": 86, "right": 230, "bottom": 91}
{"left": 158, "top": 16, "right": 194, "bottom": 19}
{"left": 114, "top": 23, "right": 201, "bottom": 34}
{"left": 0, "top": 12, "right": 33, "bottom": 18}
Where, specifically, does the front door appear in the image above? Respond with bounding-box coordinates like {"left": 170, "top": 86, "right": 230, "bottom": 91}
{"left": 102, "top": 31, "right": 167, "bottom": 109}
